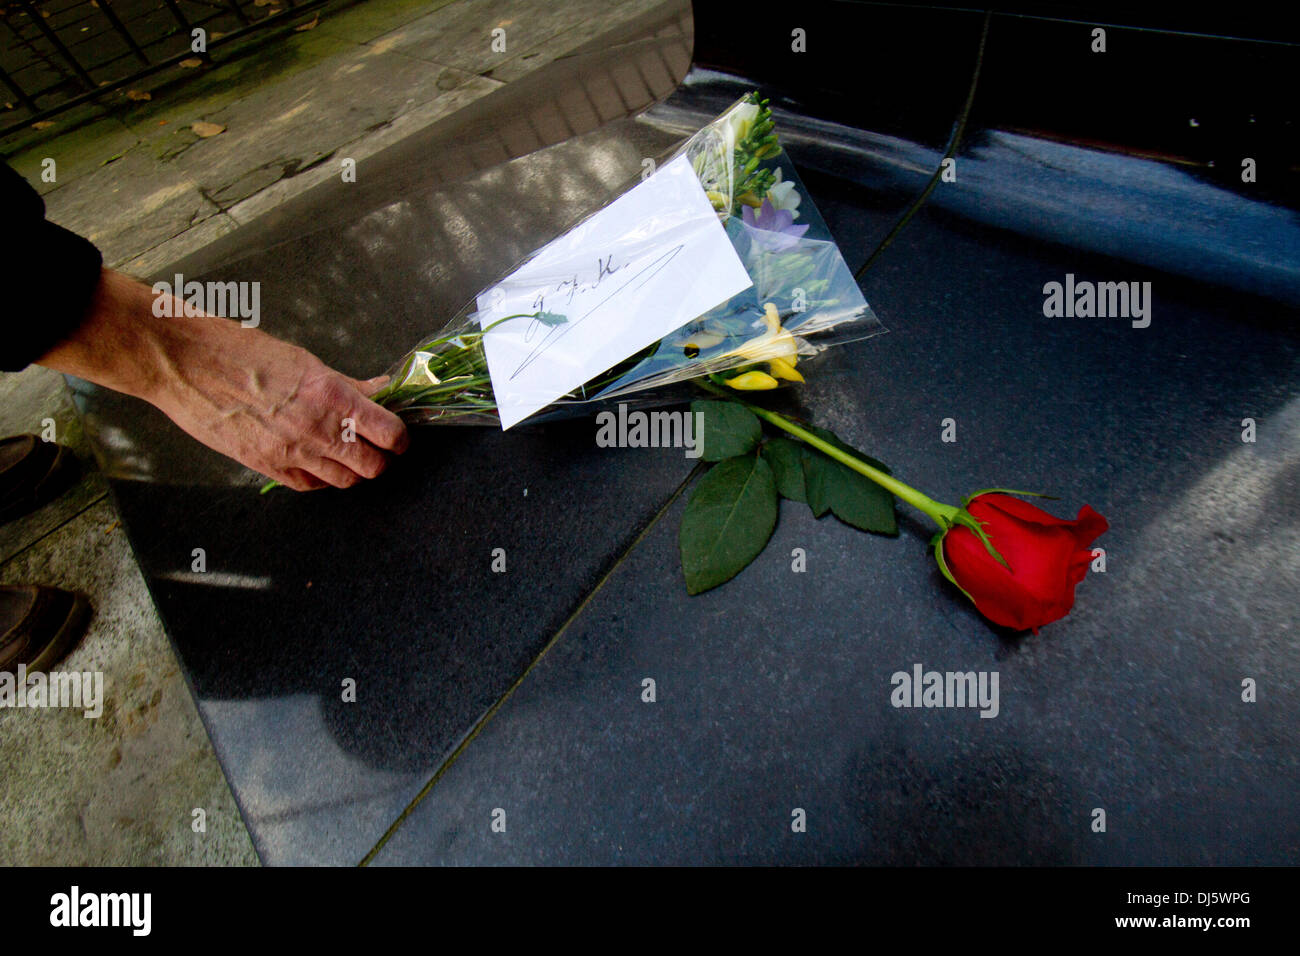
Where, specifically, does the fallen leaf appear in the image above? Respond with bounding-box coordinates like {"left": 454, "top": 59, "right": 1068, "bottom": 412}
{"left": 294, "top": 13, "right": 318, "bottom": 30}
{"left": 253, "top": 0, "right": 271, "bottom": 5}
{"left": 179, "top": 57, "right": 203, "bottom": 68}
{"left": 191, "top": 121, "right": 226, "bottom": 137}
{"left": 104, "top": 520, "right": 120, "bottom": 534}
{"left": 31, "top": 120, "right": 56, "bottom": 129}
{"left": 126, "top": 89, "right": 151, "bottom": 101}
{"left": 210, "top": 31, "right": 225, "bottom": 40}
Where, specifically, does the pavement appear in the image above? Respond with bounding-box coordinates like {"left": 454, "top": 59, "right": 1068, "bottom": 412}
{"left": 0, "top": 0, "right": 682, "bottom": 866}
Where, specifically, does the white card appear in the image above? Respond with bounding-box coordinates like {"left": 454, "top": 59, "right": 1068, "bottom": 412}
{"left": 476, "top": 154, "right": 753, "bottom": 429}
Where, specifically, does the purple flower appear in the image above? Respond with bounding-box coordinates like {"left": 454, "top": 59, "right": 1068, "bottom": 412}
{"left": 742, "top": 200, "right": 810, "bottom": 252}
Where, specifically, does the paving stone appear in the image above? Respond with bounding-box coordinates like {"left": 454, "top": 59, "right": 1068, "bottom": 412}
{"left": 371, "top": 0, "right": 640, "bottom": 75}
{"left": 3, "top": 115, "right": 141, "bottom": 197}
{"left": 315, "top": 0, "right": 462, "bottom": 45}
{"left": 39, "top": 144, "right": 217, "bottom": 266}
{"left": 483, "top": 0, "right": 679, "bottom": 83}
{"left": 164, "top": 48, "right": 482, "bottom": 210}
{"left": 0, "top": 366, "right": 107, "bottom": 565}
{"left": 0, "top": 500, "right": 258, "bottom": 866}
{"left": 114, "top": 28, "right": 360, "bottom": 146}
{"left": 225, "top": 75, "right": 502, "bottom": 226}
{"left": 114, "top": 212, "right": 242, "bottom": 276}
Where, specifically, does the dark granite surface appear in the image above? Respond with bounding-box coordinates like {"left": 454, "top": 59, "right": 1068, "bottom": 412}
{"left": 370, "top": 192, "right": 1300, "bottom": 864}
{"left": 77, "top": 5, "right": 701, "bottom": 865}
{"left": 76, "top": 1, "right": 1299, "bottom": 864}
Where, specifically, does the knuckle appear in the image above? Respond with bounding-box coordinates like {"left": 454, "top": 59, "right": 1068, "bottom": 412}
{"left": 370, "top": 413, "right": 407, "bottom": 451}
{"left": 347, "top": 445, "right": 385, "bottom": 478}
{"left": 320, "top": 377, "right": 355, "bottom": 408}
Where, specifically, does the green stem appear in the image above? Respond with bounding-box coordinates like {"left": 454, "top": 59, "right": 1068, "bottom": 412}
{"left": 697, "top": 380, "right": 958, "bottom": 530}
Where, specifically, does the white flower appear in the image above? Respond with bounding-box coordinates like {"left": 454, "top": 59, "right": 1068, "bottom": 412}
{"left": 766, "top": 168, "right": 801, "bottom": 219}
{"left": 721, "top": 102, "right": 760, "bottom": 153}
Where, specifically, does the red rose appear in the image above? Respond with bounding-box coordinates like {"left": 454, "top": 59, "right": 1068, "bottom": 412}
{"left": 941, "top": 493, "right": 1108, "bottom": 632}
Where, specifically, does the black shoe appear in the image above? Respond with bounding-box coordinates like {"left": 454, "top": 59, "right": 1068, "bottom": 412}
{"left": 0, "top": 585, "right": 93, "bottom": 673}
{"left": 0, "top": 434, "right": 79, "bottom": 526}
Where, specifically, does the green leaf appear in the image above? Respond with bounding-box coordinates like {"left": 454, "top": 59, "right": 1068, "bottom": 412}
{"left": 691, "top": 400, "right": 762, "bottom": 462}
{"left": 761, "top": 438, "right": 807, "bottom": 503}
{"left": 679, "top": 455, "right": 779, "bottom": 595}
{"left": 800, "top": 426, "right": 898, "bottom": 535}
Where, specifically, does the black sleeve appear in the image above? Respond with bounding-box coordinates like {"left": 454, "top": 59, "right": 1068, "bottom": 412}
{"left": 1, "top": 162, "right": 104, "bottom": 372}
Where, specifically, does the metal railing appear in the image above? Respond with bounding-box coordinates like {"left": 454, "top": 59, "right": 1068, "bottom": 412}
{"left": 1, "top": 0, "right": 342, "bottom": 137}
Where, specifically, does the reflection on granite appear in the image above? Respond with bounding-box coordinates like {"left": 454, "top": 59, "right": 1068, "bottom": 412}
{"left": 76, "top": 7, "right": 697, "bottom": 865}
{"left": 372, "top": 198, "right": 1300, "bottom": 865}
{"left": 74, "top": 0, "right": 1300, "bottom": 865}
{"left": 106, "top": 413, "right": 696, "bottom": 863}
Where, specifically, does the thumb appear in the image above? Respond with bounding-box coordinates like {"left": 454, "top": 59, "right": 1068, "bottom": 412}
{"left": 351, "top": 374, "right": 390, "bottom": 397}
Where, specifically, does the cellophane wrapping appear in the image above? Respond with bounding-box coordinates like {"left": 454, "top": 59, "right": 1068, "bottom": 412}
{"left": 371, "top": 92, "right": 883, "bottom": 426}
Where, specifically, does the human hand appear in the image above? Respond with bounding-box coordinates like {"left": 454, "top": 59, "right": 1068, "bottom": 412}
{"left": 38, "top": 269, "right": 408, "bottom": 490}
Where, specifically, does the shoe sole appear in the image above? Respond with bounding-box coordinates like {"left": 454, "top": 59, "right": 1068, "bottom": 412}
{"left": 0, "top": 445, "right": 79, "bottom": 527}
{"left": 27, "top": 592, "right": 93, "bottom": 673}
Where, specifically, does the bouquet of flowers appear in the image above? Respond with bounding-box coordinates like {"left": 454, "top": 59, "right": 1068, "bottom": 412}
{"left": 364, "top": 92, "right": 880, "bottom": 427}
{"left": 267, "top": 93, "right": 1109, "bottom": 635}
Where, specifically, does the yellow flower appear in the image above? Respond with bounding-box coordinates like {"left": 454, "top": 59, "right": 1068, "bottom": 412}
{"left": 725, "top": 370, "right": 780, "bottom": 390}
{"left": 767, "top": 357, "right": 802, "bottom": 382}
{"left": 722, "top": 303, "right": 805, "bottom": 384}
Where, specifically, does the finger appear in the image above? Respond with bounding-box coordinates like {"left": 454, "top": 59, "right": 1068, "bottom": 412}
{"left": 349, "top": 396, "right": 408, "bottom": 454}
{"left": 272, "top": 467, "right": 328, "bottom": 492}
{"left": 308, "top": 457, "right": 363, "bottom": 490}
{"left": 351, "top": 374, "right": 390, "bottom": 395}
{"left": 332, "top": 435, "right": 389, "bottom": 480}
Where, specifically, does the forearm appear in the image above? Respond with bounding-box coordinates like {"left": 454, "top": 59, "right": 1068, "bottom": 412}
{"left": 8, "top": 148, "right": 407, "bottom": 491}
{"left": 36, "top": 268, "right": 407, "bottom": 491}
{"left": 39, "top": 268, "right": 290, "bottom": 411}
{"left": 37, "top": 268, "right": 173, "bottom": 401}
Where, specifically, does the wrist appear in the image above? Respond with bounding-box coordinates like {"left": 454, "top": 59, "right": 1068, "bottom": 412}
{"left": 38, "top": 269, "right": 196, "bottom": 405}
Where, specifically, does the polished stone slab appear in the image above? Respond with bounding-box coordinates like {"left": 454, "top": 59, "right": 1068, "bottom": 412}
{"left": 71, "top": 0, "right": 1300, "bottom": 866}
{"left": 371, "top": 190, "right": 1300, "bottom": 864}
{"left": 367, "top": 3, "right": 1298, "bottom": 866}
{"left": 75, "top": 6, "right": 697, "bottom": 865}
